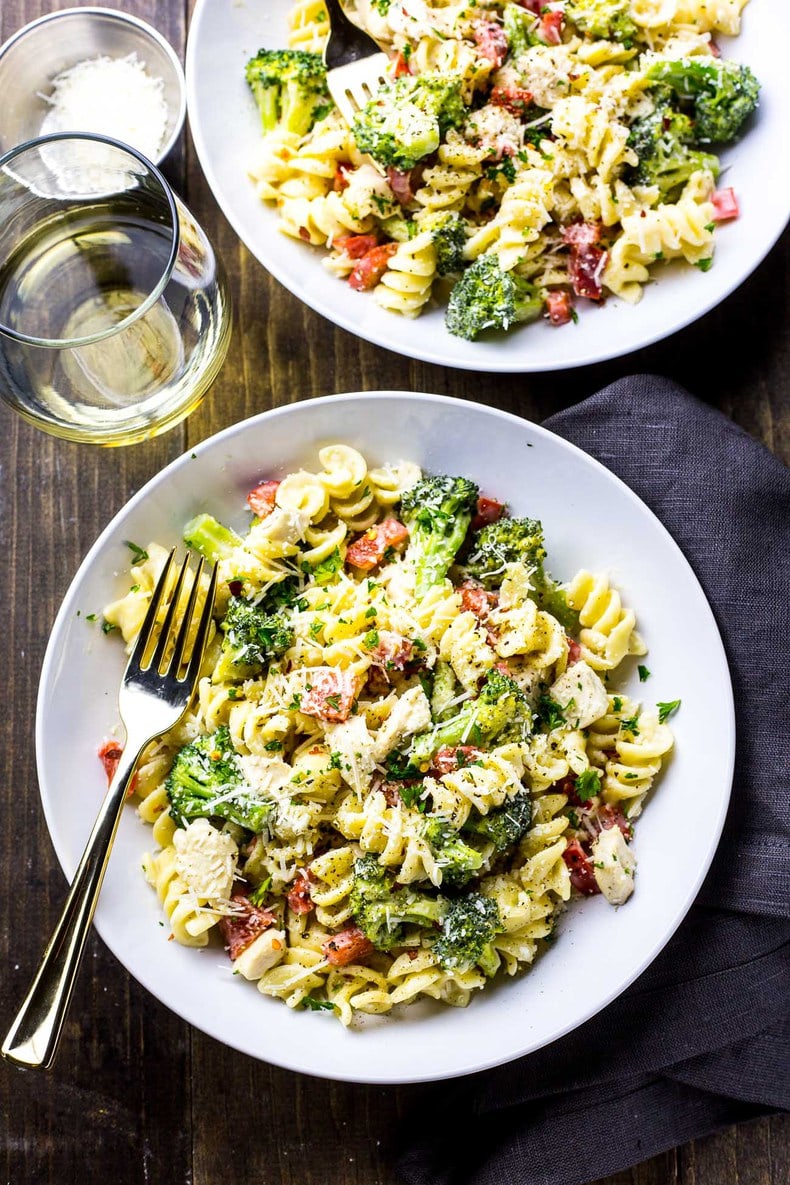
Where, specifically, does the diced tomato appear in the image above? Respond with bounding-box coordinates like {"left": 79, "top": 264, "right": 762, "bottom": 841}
{"left": 490, "top": 85, "right": 534, "bottom": 115}
{"left": 333, "top": 163, "right": 351, "bottom": 192}
{"left": 345, "top": 517, "right": 409, "bottom": 570}
{"left": 348, "top": 242, "right": 398, "bottom": 291}
{"left": 392, "top": 51, "right": 412, "bottom": 78}
{"left": 387, "top": 166, "right": 417, "bottom": 207}
{"left": 335, "top": 233, "right": 379, "bottom": 259}
{"left": 301, "top": 668, "right": 358, "bottom": 723}
{"left": 539, "top": 11, "right": 564, "bottom": 44}
{"left": 228, "top": 580, "right": 243, "bottom": 598}
{"left": 472, "top": 496, "right": 505, "bottom": 530}
{"left": 712, "top": 187, "right": 739, "bottom": 222}
{"left": 472, "top": 20, "right": 509, "bottom": 68}
{"left": 287, "top": 871, "right": 314, "bottom": 915}
{"left": 219, "top": 892, "right": 277, "bottom": 961}
{"left": 546, "top": 289, "right": 574, "bottom": 326}
{"left": 460, "top": 580, "right": 498, "bottom": 621}
{"left": 567, "top": 636, "right": 582, "bottom": 665}
{"left": 371, "top": 630, "right": 414, "bottom": 671}
{"left": 322, "top": 925, "right": 374, "bottom": 966}
{"left": 429, "top": 745, "right": 486, "bottom": 776}
{"left": 98, "top": 740, "right": 123, "bottom": 783}
{"left": 516, "top": 0, "right": 541, "bottom": 12}
{"left": 247, "top": 479, "right": 280, "bottom": 519}
{"left": 599, "top": 804, "right": 633, "bottom": 840}
{"left": 98, "top": 740, "right": 137, "bottom": 796}
{"left": 562, "top": 840, "right": 600, "bottom": 895}
{"left": 562, "top": 222, "right": 607, "bottom": 300}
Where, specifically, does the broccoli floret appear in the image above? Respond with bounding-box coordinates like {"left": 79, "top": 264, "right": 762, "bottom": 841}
{"left": 409, "top": 669, "right": 533, "bottom": 768}
{"left": 464, "top": 516, "right": 580, "bottom": 632}
{"left": 245, "top": 49, "right": 331, "bottom": 137}
{"left": 349, "top": 854, "right": 446, "bottom": 950}
{"left": 421, "top": 212, "right": 467, "bottom": 276}
{"left": 423, "top": 817, "right": 485, "bottom": 888}
{"left": 503, "top": 3, "right": 540, "bottom": 58}
{"left": 400, "top": 474, "right": 479, "bottom": 596}
{"left": 166, "top": 726, "right": 273, "bottom": 832}
{"left": 431, "top": 659, "right": 459, "bottom": 721}
{"left": 352, "top": 72, "right": 466, "bottom": 170}
{"left": 565, "top": 0, "right": 637, "bottom": 43}
{"left": 463, "top": 792, "right": 533, "bottom": 852}
{"left": 445, "top": 255, "right": 543, "bottom": 341}
{"left": 214, "top": 595, "right": 294, "bottom": 681}
{"left": 627, "top": 94, "right": 720, "bottom": 199}
{"left": 183, "top": 513, "right": 242, "bottom": 563}
{"left": 647, "top": 58, "right": 759, "bottom": 145}
{"left": 432, "top": 892, "right": 502, "bottom": 977}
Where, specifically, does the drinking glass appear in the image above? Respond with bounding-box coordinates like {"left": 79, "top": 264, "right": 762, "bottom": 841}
{"left": 0, "top": 133, "right": 232, "bottom": 445}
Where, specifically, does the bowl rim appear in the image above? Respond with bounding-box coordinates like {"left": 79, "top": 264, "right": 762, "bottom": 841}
{"left": 34, "top": 390, "right": 737, "bottom": 1083}
{"left": 0, "top": 5, "right": 187, "bottom": 165}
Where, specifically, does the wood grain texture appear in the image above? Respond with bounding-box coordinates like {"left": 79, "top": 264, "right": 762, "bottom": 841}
{"left": 0, "top": 2, "right": 787, "bottom": 1183}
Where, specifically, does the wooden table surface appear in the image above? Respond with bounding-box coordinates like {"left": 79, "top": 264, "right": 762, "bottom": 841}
{"left": 0, "top": 3, "right": 787, "bottom": 1182}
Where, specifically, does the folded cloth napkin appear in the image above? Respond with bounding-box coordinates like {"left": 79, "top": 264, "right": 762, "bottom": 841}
{"left": 397, "top": 376, "right": 790, "bottom": 1185}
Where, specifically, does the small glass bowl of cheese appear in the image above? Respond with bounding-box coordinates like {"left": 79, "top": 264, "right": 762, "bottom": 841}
{"left": 0, "top": 7, "right": 186, "bottom": 165}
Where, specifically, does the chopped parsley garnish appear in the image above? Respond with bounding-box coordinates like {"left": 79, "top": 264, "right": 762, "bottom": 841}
{"left": 249, "top": 876, "right": 272, "bottom": 906}
{"left": 620, "top": 714, "right": 640, "bottom": 735}
{"left": 575, "top": 769, "right": 601, "bottom": 802}
{"left": 365, "top": 606, "right": 378, "bottom": 618}
{"left": 300, "top": 995, "right": 336, "bottom": 1012}
{"left": 85, "top": 613, "right": 98, "bottom": 623}
{"left": 537, "top": 695, "right": 566, "bottom": 731}
{"left": 324, "top": 693, "right": 341, "bottom": 711}
{"left": 329, "top": 751, "right": 343, "bottom": 770}
{"left": 364, "top": 629, "right": 380, "bottom": 649}
{"left": 657, "top": 699, "right": 681, "bottom": 723}
{"left": 125, "top": 541, "right": 149, "bottom": 563}
{"left": 101, "top": 620, "right": 118, "bottom": 634}
{"left": 638, "top": 665, "right": 651, "bottom": 682}
{"left": 264, "top": 739, "right": 283, "bottom": 752}
{"left": 612, "top": 696, "right": 623, "bottom": 712}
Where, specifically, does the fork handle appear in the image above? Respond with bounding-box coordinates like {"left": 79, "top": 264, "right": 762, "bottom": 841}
{"left": 323, "top": 0, "right": 382, "bottom": 68}
{"left": 2, "top": 736, "right": 145, "bottom": 1070}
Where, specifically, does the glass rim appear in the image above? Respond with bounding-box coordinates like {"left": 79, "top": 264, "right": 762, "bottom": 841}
{"left": 0, "top": 131, "right": 180, "bottom": 349}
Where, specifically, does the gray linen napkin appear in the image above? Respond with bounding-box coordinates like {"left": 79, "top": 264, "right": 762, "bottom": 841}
{"left": 397, "top": 376, "right": 790, "bottom": 1185}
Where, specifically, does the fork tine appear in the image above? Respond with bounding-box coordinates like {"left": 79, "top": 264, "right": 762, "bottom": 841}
{"left": 127, "top": 548, "right": 176, "bottom": 671}
{"left": 149, "top": 553, "right": 191, "bottom": 673}
{"left": 180, "top": 561, "right": 218, "bottom": 686}
{"left": 169, "top": 555, "right": 205, "bottom": 674}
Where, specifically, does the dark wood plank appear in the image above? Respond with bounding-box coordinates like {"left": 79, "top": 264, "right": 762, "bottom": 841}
{"left": 0, "top": 1, "right": 786, "bottom": 1184}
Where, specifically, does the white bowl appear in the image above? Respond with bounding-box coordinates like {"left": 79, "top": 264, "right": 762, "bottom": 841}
{"left": 185, "top": 0, "right": 790, "bottom": 372}
{"left": 35, "top": 392, "right": 735, "bottom": 1083}
{"left": 0, "top": 7, "right": 186, "bottom": 164}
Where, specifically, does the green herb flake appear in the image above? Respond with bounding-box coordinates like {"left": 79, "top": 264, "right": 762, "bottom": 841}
{"left": 249, "top": 876, "right": 272, "bottom": 906}
{"left": 125, "top": 541, "right": 149, "bottom": 563}
{"left": 264, "top": 739, "right": 283, "bottom": 752}
{"left": 101, "top": 620, "right": 118, "bottom": 635}
{"left": 300, "top": 995, "right": 336, "bottom": 1012}
{"left": 574, "top": 769, "right": 601, "bottom": 802}
{"left": 657, "top": 699, "right": 681, "bottom": 723}
{"left": 638, "top": 665, "right": 651, "bottom": 682}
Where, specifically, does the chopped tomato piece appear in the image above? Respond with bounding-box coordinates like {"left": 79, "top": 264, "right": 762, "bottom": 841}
{"left": 429, "top": 745, "right": 486, "bottom": 776}
{"left": 562, "top": 840, "right": 600, "bottom": 895}
{"left": 247, "top": 479, "right": 280, "bottom": 519}
{"left": 335, "top": 233, "right": 379, "bottom": 259}
{"left": 472, "top": 20, "right": 509, "bottom": 67}
{"left": 460, "top": 580, "right": 498, "bottom": 621}
{"left": 346, "top": 517, "right": 409, "bottom": 570}
{"left": 333, "top": 164, "right": 351, "bottom": 192}
{"left": 516, "top": 0, "right": 541, "bottom": 12}
{"left": 287, "top": 871, "right": 314, "bottom": 915}
{"left": 712, "top": 187, "right": 739, "bottom": 222}
{"left": 219, "top": 892, "right": 277, "bottom": 961}
{"left": 98, "top": 740, "right": 123, "bottom": 783}
{"left": 322, "top": 925, "right": 374, "bottom": 966}
{"left": 490, "top": 85, "right": 534, "bottom": 115}
{"left": 567, "top": 636, "right": 582, "bottom": 665}
{"left": 98, "top": 740, "right": 137, "bottom": 796}
{"left": 348, "top": 243, "right": 398, "bottom": 291}
{"left": 472, "top": 496, "right": 505, "bottom": 530}
{"left": 392, "top": 51, "right": 412, "bottom": 78}
{"left": 371, "top": 630, "right": 414, "bottom": 671}
{"left": 540, "top": 11, "right": 564, "bottom": 44}
{"left": 546, "top": 289, "right": 574, "bottom": 326}
{"left": 301, "top": 668, "right": 358, "bottom": 723}
{"left": 387, "top": 166, "right": 417, "bottom": 207}
{"left": 228, "top": 579, "right": 243, "bottom": 598}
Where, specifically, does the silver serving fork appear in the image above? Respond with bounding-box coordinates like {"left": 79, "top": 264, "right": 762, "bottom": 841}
{"left": 2, "top": 549, "right": 218, "bottom": 1071}
{"left": 324, "top": 0, "right": 390, "bottom": 125}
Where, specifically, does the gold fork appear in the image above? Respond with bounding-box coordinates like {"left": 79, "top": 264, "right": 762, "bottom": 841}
{"left": 1, "top": 549, "right": 218, "bottom": 1070}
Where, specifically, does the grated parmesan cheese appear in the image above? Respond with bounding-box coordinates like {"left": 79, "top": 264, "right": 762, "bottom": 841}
{"left": 40, "top": 53, "right": 170, "bottom": 162}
